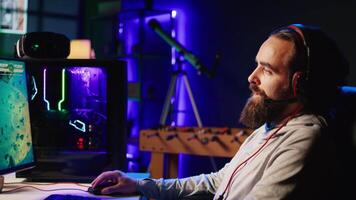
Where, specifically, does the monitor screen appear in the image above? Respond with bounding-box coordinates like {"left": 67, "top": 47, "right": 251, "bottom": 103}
{"left": 0, "top": 58, "right": 35, "bottom": 175}
{"left": 16, "top": 59, "right": 127, "bottom": 182}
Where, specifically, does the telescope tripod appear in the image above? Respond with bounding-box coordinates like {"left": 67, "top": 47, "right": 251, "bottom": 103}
{"left": 159, "top": 69, "right": 202, "bottom": 127}
{"left": 157, "top": 68, "right": 219, "bottom": 171}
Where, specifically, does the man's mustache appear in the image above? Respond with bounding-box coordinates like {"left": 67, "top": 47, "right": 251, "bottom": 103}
{"left": 249, "top": 84, "right": 266, "bottom": 96}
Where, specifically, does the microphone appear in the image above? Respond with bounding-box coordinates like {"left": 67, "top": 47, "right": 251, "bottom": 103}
{"left": 148, "top": 19, "right": 212, "bottom": 77}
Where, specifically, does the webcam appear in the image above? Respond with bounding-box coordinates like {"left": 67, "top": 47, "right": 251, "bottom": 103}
{"left": 15, "top": 32, "right": 70, "bottom": 59}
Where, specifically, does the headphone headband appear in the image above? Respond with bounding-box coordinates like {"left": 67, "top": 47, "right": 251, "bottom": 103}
{"left": 288, "top": 24, "right": 306, "bottom": 41}
{"left": 287, "top": 24, "right": 311, "bottom": 81}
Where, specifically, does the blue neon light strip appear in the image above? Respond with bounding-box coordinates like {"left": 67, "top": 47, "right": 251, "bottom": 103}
{"left": 31, "top": 76, "right": 38, "bottom": 100}
{"left": 171, "top": 10, "right": 177, "bottom": 65}
{"left": 57, "top": 69, "right": 66, "bottom": 111}
{"left": 69, "top": 120, "right": 86, "bottom": 132}
{"left": 171, "top": 10, "right": 177, "bottom": 18}
{"left": 43, "top": 69, "right": 51, "bottom": 110}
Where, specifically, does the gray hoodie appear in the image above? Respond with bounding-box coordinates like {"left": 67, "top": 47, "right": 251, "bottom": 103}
{"left": 137, "top": 114, "right": 331, "bottom": 200}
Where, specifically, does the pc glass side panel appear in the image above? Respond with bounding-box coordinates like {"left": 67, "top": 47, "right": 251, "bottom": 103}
{"left": 16, "top": 59, "right": 127, "bottom": 182}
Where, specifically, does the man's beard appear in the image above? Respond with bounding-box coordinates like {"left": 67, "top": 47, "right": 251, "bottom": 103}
{"left": 239, "top": 84, "right": 290, "bottom": 129}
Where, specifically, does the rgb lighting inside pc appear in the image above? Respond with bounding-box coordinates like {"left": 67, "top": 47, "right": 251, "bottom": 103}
{"left": 34, "top": 66, "right": 108, "bottom": 150}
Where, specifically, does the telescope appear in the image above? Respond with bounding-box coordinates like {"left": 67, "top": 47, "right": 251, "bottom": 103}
{"left": 148, "top": 19, "right": 213, "bottom": 77}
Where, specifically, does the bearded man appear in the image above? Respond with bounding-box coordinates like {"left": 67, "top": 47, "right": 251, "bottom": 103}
{"left": 91, "top": 24, "right": 349, "bottom": 200}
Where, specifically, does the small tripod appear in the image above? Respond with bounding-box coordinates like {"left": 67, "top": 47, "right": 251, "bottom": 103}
{"left": 159, "top": 65, "right": 202, "bottom": 127}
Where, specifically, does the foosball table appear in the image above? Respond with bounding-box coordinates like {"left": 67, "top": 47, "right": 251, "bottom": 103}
{"left": 139, "top": 126, "right": 252, "bottom": 178}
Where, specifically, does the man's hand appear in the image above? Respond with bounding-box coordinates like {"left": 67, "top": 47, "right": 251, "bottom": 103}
{"left": 91, "top": 170, "right": 138, "bottom": 195}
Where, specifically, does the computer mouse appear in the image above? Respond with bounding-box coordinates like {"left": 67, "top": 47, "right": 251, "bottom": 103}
{"left": 88, "top": 180, "right": 116, "bottom": 195}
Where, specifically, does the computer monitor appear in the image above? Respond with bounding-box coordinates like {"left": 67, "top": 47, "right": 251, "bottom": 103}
{"left": 16, "top": 59, "right": 127, "bottom": 182}
{"left": 0, "top": 58, "right": 35, "bottom": 175}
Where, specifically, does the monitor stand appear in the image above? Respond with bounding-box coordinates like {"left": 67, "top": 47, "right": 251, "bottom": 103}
{"left": 0, "top": 175, "right": 4, "bottom": 192}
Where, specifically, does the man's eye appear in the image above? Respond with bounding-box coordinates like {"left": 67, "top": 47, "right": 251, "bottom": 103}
{"left": 263, "top": 67, "right": 272, "bottom": 75}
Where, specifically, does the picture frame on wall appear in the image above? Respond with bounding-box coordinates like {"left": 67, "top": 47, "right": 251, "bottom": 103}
{"left": 0, "top": 0, "right": 28, "bottom": 34}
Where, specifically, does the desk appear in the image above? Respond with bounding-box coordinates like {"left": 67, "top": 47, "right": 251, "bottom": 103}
{"left": 1, "top": 173, "right": 145, "bottom": 200}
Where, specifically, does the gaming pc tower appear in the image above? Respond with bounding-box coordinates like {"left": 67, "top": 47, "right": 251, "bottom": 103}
{"left": 16, "top": 59, "right": 127, "bottom": 182}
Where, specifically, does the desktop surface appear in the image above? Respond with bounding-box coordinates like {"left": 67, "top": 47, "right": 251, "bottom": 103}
{"left": 43, "top": 194, "right": 136, "bottom": 200}
{"left": 2, "top": 173, "right": 147, "bottom": 200}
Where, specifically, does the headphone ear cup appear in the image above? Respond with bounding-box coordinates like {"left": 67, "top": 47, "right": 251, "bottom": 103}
{"left": 293, "top": 71, "right": 308, "bottom": 100}
{"left": 292, "top": 71, "right": 304, "bottom": 98}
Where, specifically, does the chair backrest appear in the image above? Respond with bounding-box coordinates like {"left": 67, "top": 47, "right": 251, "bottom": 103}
{"left": 333, "top": 86, "right": 356, "bottom": 154}
{"left": 331, "top": 86, "right": 356, "bottom": 196}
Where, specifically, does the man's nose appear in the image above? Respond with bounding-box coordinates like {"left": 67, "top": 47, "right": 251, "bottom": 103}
{"left": 248, "top": 68, "right": 260, "bottom": 85}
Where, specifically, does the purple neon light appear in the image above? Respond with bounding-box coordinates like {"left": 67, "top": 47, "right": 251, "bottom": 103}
{"left": 174, "top": 9, "right": 188, "bottom": 127}
{"left": 121, "top": 8, "right": 193, "bottom": 173}
{"left": 171, "top": 10, "right": 177, "bottom": 18}
{"left": 172, "top": 9, "right": 192, "bottom": 178}
{"left": 119, "top": 23, "right": 124, "bottom": 34}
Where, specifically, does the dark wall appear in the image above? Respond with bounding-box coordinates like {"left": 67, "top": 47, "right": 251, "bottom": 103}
{"left": 149, "top": 0, "right": 356, "bottom": 129}
{"left": 0, "top": 0, "right": 81, "bottom": 57}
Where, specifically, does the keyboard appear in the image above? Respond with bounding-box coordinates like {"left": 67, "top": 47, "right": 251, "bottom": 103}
{"left": 43, "top": 194, "right": 103, "bottom": 200}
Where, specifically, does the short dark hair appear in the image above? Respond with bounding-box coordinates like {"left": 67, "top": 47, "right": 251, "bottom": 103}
{"left": 270, "top": 27, "right": 308, "bottom": 74}
{"left": 270, "top": 24, "right": 349, "bottom": 115}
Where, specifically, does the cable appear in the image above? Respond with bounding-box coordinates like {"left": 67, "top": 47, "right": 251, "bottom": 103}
{"left": 1, "top": 182, "right": 90, "bottom": 194}
{"left": 4, "top": 182, "right": 89, "bottom": 187}
{"left": 4, "top": 182, "right": 58, "bottom": 185}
